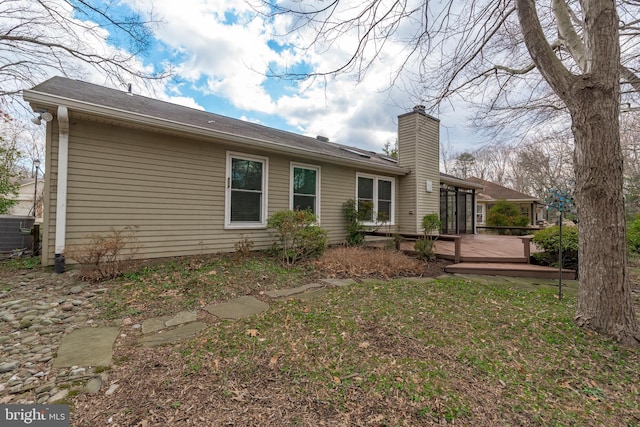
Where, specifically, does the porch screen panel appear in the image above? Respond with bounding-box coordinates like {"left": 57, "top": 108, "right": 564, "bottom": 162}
{"left": 466, "top": 193, "right": 473, "bottom": 232}
{"left": 447, "top": 192, "right": 456, "bottom": 232}
{"left": 440, "top": 190, "right": 448, "bottom": 233}
{"left": 457, "top": 193, "right": 466, "bottom": 233}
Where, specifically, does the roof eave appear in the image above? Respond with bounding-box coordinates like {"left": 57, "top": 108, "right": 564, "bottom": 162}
{"left": 23, "top": 89, "right": 409, "bottom": 176}
{"left": 440, "top": 175, "right": 484, "bottom": 190}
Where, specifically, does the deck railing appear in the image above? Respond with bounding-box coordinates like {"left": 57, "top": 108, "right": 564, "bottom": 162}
{"left": 365, "top": 231, "right": 462, "bottom": 263}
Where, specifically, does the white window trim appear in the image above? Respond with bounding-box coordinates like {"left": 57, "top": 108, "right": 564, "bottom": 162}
{"left": 290, "top": 162, "right": 321, "bottom": 222}
{"left": 476, "top": 203, "right": 485, "bottom": 224}
{"left": 225, "top": 151, "right": 269, "bottom": 229}
{"left": 356, "top": 173, "right": 395, "bottom": 226}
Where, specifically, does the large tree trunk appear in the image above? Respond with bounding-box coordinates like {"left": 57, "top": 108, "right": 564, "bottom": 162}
{"left": 570, "top": 84, "right": 640, "bottom": 346}
{"left": 516, "top": 0, "right": 639, "bottom": 346}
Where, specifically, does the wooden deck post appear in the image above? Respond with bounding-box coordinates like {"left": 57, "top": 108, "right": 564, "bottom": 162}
{"left": 520, "top": 235, "right": 534, "bottom": 264}
{"left": 454, "top": 236, "right": 461, "bottom": 263}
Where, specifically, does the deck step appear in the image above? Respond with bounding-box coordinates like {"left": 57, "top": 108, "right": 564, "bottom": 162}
{"left": 445, "top": 262, "right": 576, "bottom": 280}
{"left": 438, "top": 255, "right": 528, "bottom": 264}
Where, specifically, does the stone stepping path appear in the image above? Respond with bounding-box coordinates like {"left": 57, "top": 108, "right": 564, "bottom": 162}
{"left": 141, "top": 310, "right": 198, "bottom": 334}
{"left": 204, "top": 295, "right": 269, "bottom": 320}
{"left": 263, "top": 283, "right": 323, "bottom": 298}
{"left": 140, "top": 322, "right": 208, "bottom": 347}
{"left": 137, "top": 279, "right": 357, "bottom": 347}
{"left": 53, "top": 327, "right": 119, "bottom": 368}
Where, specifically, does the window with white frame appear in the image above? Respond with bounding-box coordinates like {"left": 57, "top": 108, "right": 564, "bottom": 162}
{"left": 356, "top": 174, "right": 395, "bottom": 224}
{"left": 476, "top": 204, "right": 484, "bottom": 224}
{"left": 225, "top": 152, "right": 268, "bottom": 228}
{"left": 291, "top": 163, "right": 320, "bottom": 217}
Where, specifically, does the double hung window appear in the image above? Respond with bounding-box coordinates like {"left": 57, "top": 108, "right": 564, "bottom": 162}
{"left": 356, "top": 174, "right": 394, "bottom": 224}
{"left": 226, "top": 153, "right": 268, "bottom": 228}
{"left": 291, "top": 163, "right": 320, "bottom": 217}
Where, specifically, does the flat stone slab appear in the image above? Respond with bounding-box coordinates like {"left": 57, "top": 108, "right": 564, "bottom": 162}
{"left": 264, "top": 283, "right": 324, "bottom": 298}
{"left": 204, "top": 296, "right": 269, "bottom": 320}
{"left": 140, "top": 322, "right": 208, "bottom": 347}
{"left": 141, "top": 315, "right": 172, "bottom": 334}
{"left": 319, "top": 278, "right": 356, "bottom": 287}
{"left": 296, "top": 289, "right": 328, "bottom": 301}
{"left": 53, "top": 327, "right": 119, "bottom": 368}
{"left": 142, "top": 310, "right": 198, "bottom": 334}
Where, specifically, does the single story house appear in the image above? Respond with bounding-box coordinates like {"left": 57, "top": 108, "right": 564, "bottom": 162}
{"left": 24, "top": 76, "right": 482, "bottom": 267}
{"left": 465, "top": 176, "right": 543, "bottom": 228}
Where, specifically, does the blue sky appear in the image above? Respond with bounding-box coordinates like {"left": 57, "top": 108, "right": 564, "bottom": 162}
{"left": 64, "top": 0, "right": 480, "bottom": 154}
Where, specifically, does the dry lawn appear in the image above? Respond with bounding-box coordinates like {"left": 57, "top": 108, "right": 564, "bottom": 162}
{"left": 2, "top": 248, "right": 639, "bottom": 426}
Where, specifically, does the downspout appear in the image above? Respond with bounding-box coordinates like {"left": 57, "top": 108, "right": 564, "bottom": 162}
{"left": 54, "top": 105, "right": 69, "bottom": 273}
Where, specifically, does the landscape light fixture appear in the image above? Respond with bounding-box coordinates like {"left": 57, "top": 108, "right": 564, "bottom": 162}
{"left": 31, "top": 111, "right": 54, "bottom": 125}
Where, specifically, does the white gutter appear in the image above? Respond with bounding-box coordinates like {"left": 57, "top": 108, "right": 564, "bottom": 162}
{"left": 54, "top": 105, "right": 69, "bottom": 257}
{"left": 23, "top": 90, "right": 409, "bottom": 176}
{"left": 440, "top": 175, "right": 484, "bottom": 190}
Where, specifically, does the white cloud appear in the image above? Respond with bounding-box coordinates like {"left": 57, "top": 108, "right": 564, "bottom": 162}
{"left": 124, "top": 0, "right": 480, "bottom": 152}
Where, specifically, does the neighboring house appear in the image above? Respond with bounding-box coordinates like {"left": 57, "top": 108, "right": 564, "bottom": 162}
{"left": 465, "top": 176, "right": 543, "bottom": 228}
{"left": 24, "top": 77, "right": 481, "bottom": 267}
{"left": 7, "top": 178, "right": 45, "bottom": 220}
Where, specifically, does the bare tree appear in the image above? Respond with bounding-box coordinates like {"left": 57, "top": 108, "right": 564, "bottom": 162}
{"left": 510, "top": 132, "right": 575, "bottom": 200}
{"left": 439, "top": 139, "right": 456, "bottom": 174}
{"left": 263, "top": 0, "right": 640, "bottom": 345}
{"left": 0, "top": 0, "right": 169, "bottom": 105}
{"left": 474, "top": 143, "right": 514, "bottom": 185}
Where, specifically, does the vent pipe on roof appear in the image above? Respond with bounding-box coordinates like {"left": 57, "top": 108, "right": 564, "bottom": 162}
{"left": 316, "top": 135, "right": 329, "bottom": 142}
{"left": 127, "top": 83, "right": 133, "bottom": 96}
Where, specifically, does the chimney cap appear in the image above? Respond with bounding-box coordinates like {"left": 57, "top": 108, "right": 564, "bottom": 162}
{"left": 413, "top": 105, "right": 426, "bottom": 113}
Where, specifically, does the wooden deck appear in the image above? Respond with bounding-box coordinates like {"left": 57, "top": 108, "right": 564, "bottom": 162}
{"left": 386, "top": 234, "right": 576, "bottom": 280}
{"left": 433, "top": 234, "right": 533, "bottom": 263}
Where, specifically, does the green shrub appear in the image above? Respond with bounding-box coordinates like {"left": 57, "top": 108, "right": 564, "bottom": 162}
{"left": 421, "top": 213, "right": 441, "bottom": 237}
{"left": 342, "top": 199, "right": 365, "bottom": 246}
{"left": 414, "top": 238, "right": 436, "bottom": 261}
{"left": 627, "top": 214, "right": 640, "bottom": 254}
{"left": 532, "top": 225, "right": 579, "bottom": 270}
{"left": 486, "top": 200, "right": 530, "bottom": 235}
{"left": 267, "top": 210, "right": 328, "bottom": 265}
{"left": 415, "top": 213, "right": 441, "bottom": 260}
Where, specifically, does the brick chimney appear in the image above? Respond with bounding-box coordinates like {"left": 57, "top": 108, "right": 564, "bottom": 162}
{"left": 396, "top": 106, "right": 440, "bottom": 234}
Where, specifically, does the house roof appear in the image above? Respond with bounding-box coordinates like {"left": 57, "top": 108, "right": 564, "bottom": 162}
{"left": 440, "top": 173, "right": 484, "bottom": 190}
{"left": 466, "top": 176, "right": 539, "bottom": 202}
{"left": 24, "top": 76, "right": 409, "bottom": 175}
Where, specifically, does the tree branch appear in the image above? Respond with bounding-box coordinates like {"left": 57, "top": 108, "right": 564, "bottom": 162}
{"left": 515, "top": 0, "right": 575, "bottom": 104}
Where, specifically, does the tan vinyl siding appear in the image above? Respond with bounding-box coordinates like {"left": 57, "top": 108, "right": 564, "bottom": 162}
{"left": 318, "top": 163, "right": 357, "bottom": 241}
{"left": 42, "top": 118, "right": 363, "bottom": 265}
{"left": 397, "top": 111, "right": 440, "bottom": 234}
{"left": 414, "top": 115, "right": 440, "bottom": 226}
